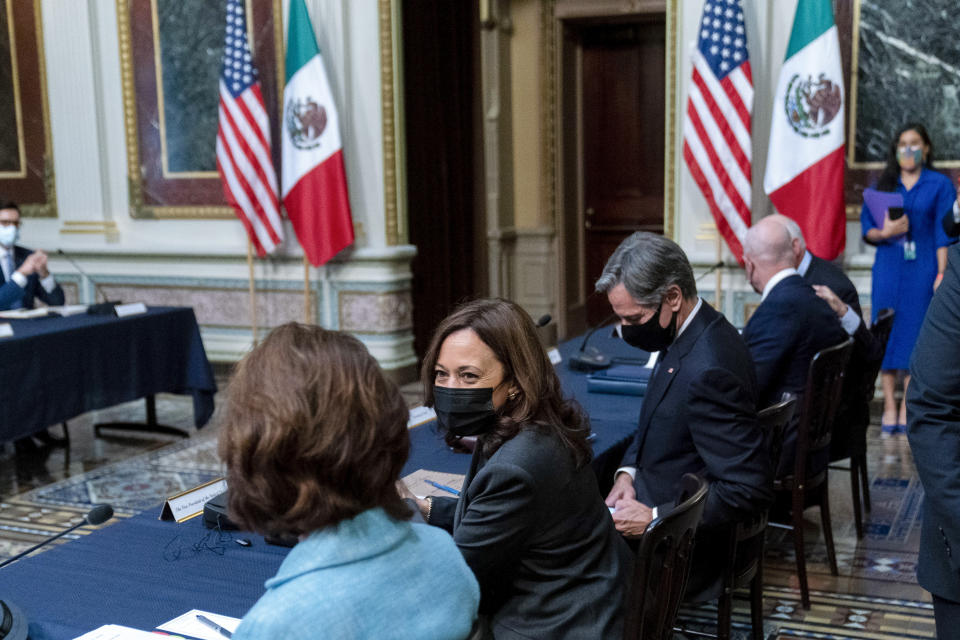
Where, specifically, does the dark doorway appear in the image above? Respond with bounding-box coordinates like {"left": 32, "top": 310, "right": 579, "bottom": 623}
{"left": 576, "top": 19, "right": 666, "bottom": 326}
{"left": 402, "top": 2, "right": 484, "bottom": 362}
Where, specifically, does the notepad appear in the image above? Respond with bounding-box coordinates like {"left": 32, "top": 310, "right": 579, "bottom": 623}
{"left": 402, "top": 469, "right": 466, "bottom": 499}
{"left": 157, "top": 609, "right": 241, "bottom": 640}
{"left": 72, "top": 625, "right": 159, "bottom": 640}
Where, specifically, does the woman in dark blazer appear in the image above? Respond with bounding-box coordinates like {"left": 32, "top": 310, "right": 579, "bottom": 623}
{"left": 411, "top": 298, "right": 631, "bottom": 639}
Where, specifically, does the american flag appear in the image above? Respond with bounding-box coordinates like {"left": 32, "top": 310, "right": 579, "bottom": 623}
{"left": 682, "top": 0, "right": 752, "bottom": 262}
{"left": 216, "top": 0, "right": 283, "bottom": 256}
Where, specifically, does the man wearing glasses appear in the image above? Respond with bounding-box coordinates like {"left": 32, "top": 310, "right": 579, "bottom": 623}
{"left": 0, "top": 200, "right": 65, "bottom": 311}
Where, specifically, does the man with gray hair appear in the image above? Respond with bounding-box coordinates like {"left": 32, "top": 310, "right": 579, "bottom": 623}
{"left": 598, "top": 231, "right": 771, "bottom": 601}
{"left": 741, "top": 216, "right": 847, "bottom": 472}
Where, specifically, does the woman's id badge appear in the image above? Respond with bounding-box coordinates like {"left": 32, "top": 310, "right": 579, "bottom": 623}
{"left": 904, "top": 240, "right": 917, "bottom": 261}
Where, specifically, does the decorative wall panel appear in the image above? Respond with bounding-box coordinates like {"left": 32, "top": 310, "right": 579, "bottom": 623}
{"left": 117, "top": 0, "right": 281, "bottom": 218}
{"left": 838, "top": 0, "right": 959, "bottom": 214}
{"left": 0, "top": 0, "right": 54, "bottom": 217}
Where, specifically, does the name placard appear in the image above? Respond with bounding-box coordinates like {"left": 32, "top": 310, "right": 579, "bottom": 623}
{"left": 407, "top": 405, "right": 437, "bottom": 428}
{"left": 160, "top": 478, "right": 227, "bottom": 523}
{"left": 0, "top": 323, "right": 12, "bottom": 338}
{"left": 547, "top": 347, "right": 562, "bottom": 365}
{"left": 115, "top": 302, "right": 148, "bottom": 317}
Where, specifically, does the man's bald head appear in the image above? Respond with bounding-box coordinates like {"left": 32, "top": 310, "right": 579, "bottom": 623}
{"left": 743, "top": 216, "right": 796, "bottom": 269}
{"left": 742, "top": 216, "right": 798, "bottom": 294}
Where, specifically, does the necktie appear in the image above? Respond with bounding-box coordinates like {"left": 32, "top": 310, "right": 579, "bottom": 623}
{"left": 2, "top": 251, "right": 13, "bottom": 283}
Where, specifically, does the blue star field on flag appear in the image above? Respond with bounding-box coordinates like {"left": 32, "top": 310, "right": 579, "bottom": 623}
{"left": 697, "top": 0, "right": 749, "bottom": 79}
{"left": 222, "top": 0, "right": 257, "bottom": 98}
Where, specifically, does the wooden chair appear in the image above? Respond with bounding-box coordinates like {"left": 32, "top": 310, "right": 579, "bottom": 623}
{"left": 677, "top": 394, "right": 796, "bottom": 640}
{"left": 770, "top": 338, "right": 853, "bottom": 610}
{"left": 828, "top": 308, "right": 894, "bottom": 538}
{"left": 624, "top": 474, "right": 709, "bottom": 640}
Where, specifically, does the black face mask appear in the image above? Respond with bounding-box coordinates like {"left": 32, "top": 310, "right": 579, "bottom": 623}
{"left": 433, "top": 386, "right": 498, "bottom": 437}
{"left": 618, "top": 302, "right": 677, "bottom": 352}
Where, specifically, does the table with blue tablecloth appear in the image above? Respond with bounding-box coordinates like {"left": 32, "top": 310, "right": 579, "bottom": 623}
{"left": 0, "top": 307, "right": 217, "bottom": 442}
{"left": 0, "top": 327, "right": 646, "bottom": 639}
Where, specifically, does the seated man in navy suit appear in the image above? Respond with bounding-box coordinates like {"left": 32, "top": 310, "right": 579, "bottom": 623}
{"left": 0, "top": 200, "right": 65, "bottom": 311}
{"left": 772, "top": 214, "right": 885, "bottom": 450}
{"left": 740, "top": 216, "right": 847, "bottom": 474}
{"left": 598, "top": 231, "right": 772, "bottom": 600}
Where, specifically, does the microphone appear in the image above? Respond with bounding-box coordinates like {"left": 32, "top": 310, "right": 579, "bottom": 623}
{"left": 535, "top": 314, "right": 551, "bottom": 328}
{"left": 0, "top": 504, "right": 113, "bottom": 570}
{"left": 56, "top": 249, "right": 120, "bottom": 314}
{"left": 696, "top": 261, "right": 725, "bottom": 281}
{"left": 568, "top": 313, "right": 617, "bottom": 372}
{"left": 0, "top": 599, "right": 27, "bottom": 640}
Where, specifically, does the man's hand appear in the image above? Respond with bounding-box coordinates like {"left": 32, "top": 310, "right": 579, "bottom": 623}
{"left": 605, "top": 472, "right": 636, "bottom": 507}
{"left": 812, "top": 284, "right": 848, "bottom": 318}
{"left": 31, "top": 250, "right": 49, "bottom": 278}
{"left": 611, "top": 498, "right": 653, "bottom": 538}
{"left": 15, "top": 251, "right": 43, "bottom": 277}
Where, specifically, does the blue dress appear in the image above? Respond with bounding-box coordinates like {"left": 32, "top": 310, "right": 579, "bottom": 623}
{"left": 861, "top": 167, "right": 956, "bottom": 370}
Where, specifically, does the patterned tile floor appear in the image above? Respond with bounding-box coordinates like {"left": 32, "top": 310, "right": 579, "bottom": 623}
{"left": 0, "top": 391, "right": 935, "bottom": 638}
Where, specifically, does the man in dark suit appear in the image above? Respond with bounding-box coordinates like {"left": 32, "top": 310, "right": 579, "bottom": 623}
{"left": 740, "top": 216, "right": 847, "bottom": 473}
{"left": 770, "top": 214, "right": 885, "bottom": 452}
{"left": 906, "top": 242, "right": 960, "bottom": 636}
{"left": 598, "top": 232, "right": 772, "bottom": 600}
{"left": 0, "top": 201, "right": 65, "bottom": 311}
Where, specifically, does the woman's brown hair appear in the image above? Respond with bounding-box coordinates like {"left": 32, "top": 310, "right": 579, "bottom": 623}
{"left": 420, "top": 298, "right": 592, "bottom": 467}
{"left": 219, "top": 323, "right": 411, "bottom": 537}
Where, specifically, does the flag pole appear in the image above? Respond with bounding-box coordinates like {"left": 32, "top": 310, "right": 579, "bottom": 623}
{"left": 247, "top": 239, "right": 259, "bottom": 347}
{"left": 715, "top": 234, "right": 723, "bottom": 310}
{"left": 303, "top": 256, "right": 311, "bottom": 324}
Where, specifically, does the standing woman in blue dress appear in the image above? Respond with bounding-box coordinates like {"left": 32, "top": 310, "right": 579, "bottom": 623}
{"left": 861, "top": 123, "right": 958, "bottom": 435}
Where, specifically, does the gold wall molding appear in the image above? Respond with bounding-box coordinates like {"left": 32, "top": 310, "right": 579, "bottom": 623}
{"left": 663, "top": 0, "right": 677, "bottom": 240}
{"left": 59, "top": 220, "right": 119, "bottom": 235}
{"left": 379, "top": 0, "right": 402, "bottom": 246}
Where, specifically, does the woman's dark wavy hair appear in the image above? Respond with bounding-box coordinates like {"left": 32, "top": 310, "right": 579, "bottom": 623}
{"left": 219, "top": 323, "right": 411, "bottom": 537}
{"left": 420, "top": 298, "right": 592, "bottom": 468}
{"left": 877, "top": 122, "right": 935, "bottom": 192}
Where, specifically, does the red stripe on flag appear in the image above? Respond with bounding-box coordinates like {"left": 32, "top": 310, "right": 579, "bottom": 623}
{"left": 686, "top": 102, "right": 751, "bottom": 221}
{"left": 220, "top": 97, "right": 280, "bottom": 233}
{"left": 284, "top": 150, "right": 354, "bottom": 266}
{"left": 691, "top": 69, "right": 751, "bottom": 181}
{"left": 741, "top": 61, "right": 752, "bottom": 85}
{"left": 683, "top": 142, "right": 745, "bottom": 262}
{"left": 768, "top": 146, "right": 846, "bottom": 260}
{"left": 719, "top": 73, "right": 751, "bottom": 132}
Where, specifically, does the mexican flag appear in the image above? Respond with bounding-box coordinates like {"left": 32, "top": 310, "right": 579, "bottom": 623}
{"left": 281, "top": 0, "right": 354, "bottom": 266}
{"left": 763, "top": 0, "right": 845, "bottom": 260}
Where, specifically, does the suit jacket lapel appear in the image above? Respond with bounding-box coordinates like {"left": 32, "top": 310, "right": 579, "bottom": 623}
{"left": 454, "top": 446, "right": 486, "bottom": 528}
{"left": 633, "top": 304, "right": 714, "bottom": 453}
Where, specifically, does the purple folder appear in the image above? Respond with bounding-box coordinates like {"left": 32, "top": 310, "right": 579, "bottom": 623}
{"left": 863, "top": 187, "right": 906, "bottom": 242}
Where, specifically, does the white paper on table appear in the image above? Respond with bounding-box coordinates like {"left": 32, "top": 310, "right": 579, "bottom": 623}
{"left": 157, "top": 609, "right": 242, "bottom": 640}
{"left": 71, "top": 625, "right": 159, "bottom": 640}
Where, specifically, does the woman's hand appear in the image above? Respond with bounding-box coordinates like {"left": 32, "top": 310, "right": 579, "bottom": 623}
{"left": 395, "top": 480, "right": 431, "bottom": 518}
{"left": 881, "top": 210, "right": 910, "bottom": 239}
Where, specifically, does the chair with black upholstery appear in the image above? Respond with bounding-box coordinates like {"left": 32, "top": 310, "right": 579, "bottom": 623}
{"left": 624, "top": 473, "right": 709, "bottom": 640}
{"left": 677, "top": 394, "right": 796, "bottom": 640}
{"left": 828, "top": 308, "right": 894, "bottom": 538}
{"left": 770, "top": 338, "right": 853, "bottom": 610}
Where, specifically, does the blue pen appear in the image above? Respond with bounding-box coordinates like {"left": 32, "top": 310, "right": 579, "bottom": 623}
{"left": 196, "top": 614, "right": 233, "bottom": 639}
{"left": 425, "top": 478, "right": 461, "bottom": 496}
{"left": 586, "top": 432, "right": 598, "bottom": 442}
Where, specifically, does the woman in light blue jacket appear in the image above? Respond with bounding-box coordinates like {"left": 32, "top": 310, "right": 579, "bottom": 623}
{"left": 221, "top": 323, "right": 479, "bottom": 640}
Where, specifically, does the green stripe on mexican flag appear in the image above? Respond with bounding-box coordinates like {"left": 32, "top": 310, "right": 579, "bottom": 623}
{"left": 763, "top": 0, "right": 845, "bottom": 260}
{"left": 281, "top": 0, "right": 353, "bottom": 266}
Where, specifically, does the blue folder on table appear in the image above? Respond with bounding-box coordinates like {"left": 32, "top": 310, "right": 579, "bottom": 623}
{"left": 587, "top": 362, "right": 653, "bottom": 396}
